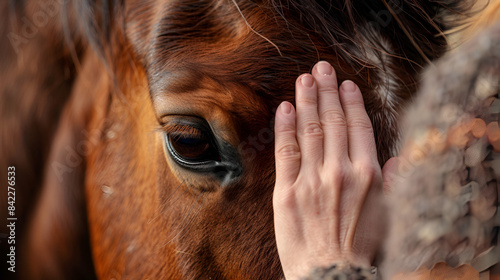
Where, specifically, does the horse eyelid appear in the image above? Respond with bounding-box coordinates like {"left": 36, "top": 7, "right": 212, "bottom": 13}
{"left": 163, "top": 122, "right": 204, "bottom": 136}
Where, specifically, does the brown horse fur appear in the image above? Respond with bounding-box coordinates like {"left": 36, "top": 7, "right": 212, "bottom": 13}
{"left": 0, "top": 0, "right": 486, "bottom": 279}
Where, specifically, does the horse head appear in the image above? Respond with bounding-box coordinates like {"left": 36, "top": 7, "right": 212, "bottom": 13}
{"left": 1, "top": 0, "right": 473, "bottom": 279}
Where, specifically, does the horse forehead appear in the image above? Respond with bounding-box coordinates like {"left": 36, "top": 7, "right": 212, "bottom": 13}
{"left": 126, "top": 0, "right": 255, "bottom": 62}
{"left": 126, "top": 0, "right": 321, "bottom": 125}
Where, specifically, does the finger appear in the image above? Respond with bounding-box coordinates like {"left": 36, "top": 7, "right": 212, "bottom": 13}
{"left": 274, "top": 101, "right": 301, "bottom": 187}
{"left": 382, "top": 157, "right": 400, "bottom": 194}
{"left": 295, "top": 74, "right": 324, "bottom": 168}
{"left": 339, "top": 80, "right": 377, "bottom": 163}
{"left": 312, "top": 61, "right": 348, "bottom": 163}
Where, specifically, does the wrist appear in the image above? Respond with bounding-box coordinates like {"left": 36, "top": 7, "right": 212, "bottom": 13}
{"left": 301, "top": 262, "right": 378, "bottom": 280}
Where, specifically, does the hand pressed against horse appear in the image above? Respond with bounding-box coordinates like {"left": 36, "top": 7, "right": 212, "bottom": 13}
{"left": 274, "top": 61, "right": 397, "bottom": 279}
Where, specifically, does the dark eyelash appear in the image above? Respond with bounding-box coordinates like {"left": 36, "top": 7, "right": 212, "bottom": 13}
{"left": 161, "top": 122, "right": 209, "bottom": 141}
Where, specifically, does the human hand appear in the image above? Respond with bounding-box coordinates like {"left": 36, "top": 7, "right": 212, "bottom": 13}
{"left": 273, "top": 61, "right": 386, "bottom": 280}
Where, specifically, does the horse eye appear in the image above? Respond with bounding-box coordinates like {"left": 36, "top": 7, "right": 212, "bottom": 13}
{"left": 164, "top": 122, "right": 221, "bottom": 168}
{"left": 168, "top": 131, "right": 217, "bottom": 161}
{"left": 162, "top": 118, "right": 242, "bottom": 183}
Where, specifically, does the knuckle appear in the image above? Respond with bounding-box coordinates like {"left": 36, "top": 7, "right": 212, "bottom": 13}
{"left": 354, "top": 161, "right": 381, "bottom": 185}
{"left": 320, "top": 109, "right": 347, "bottom": 127}
{"left": 307, "top": 175, "right": 322, "bottom": 189}
{"left": 297, "top": 175, "right": 323, "bottom": 193}
{"left": 276, "top": 143, "right": 301, "bottom": 161}
{"left": 276, "top": 122, "right": 296, "bottom": 134}
{"left": 299, "top": 96, "right": 318, "bottom": 107}
{"left": 341, "top": 94, "right": 364, "bottom": 106}
{"left": 325, "top": 164, "right": 348, "bottom": 186}
{"left": 302, "top": 121, "right": 323, "bottom": 137}
{"left": 273, "top": 188, "right": 297, "bottom": 209}
{"left": 318, "top": 87, "right": 339, "bottom": 96}
{"left": 346, "top": 117, "right": 373, "bottom": 131}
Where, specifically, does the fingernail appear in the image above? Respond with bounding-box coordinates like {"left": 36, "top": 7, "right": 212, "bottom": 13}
{"left": 301, "top": 74, "right": 314, "bottom": 87}
{"left": 341, "top": 80, "right": 356, "bottom": 92}
{"left": 317, "top": 61, "right": 333, "bottom": 75}
{"left": 280, "top": 102, "right": 292, "bottom": 114}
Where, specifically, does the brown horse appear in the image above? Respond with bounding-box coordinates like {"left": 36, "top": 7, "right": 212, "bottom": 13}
{"left": 0, "top": 0, "right": 485, "bottom": 279}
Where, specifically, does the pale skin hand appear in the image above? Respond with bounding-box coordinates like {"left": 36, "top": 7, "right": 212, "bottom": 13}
{"left": 274, "top": 61, "right": 393, "bottom": 280}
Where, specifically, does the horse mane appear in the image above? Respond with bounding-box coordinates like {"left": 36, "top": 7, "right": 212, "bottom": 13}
{"left": 270, "top": 0, "right": 469, "bottom": 66}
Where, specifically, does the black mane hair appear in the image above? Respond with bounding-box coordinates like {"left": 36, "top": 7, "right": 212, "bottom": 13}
{"left": 269, "top": 0, "right": 469, "bottom": 69}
